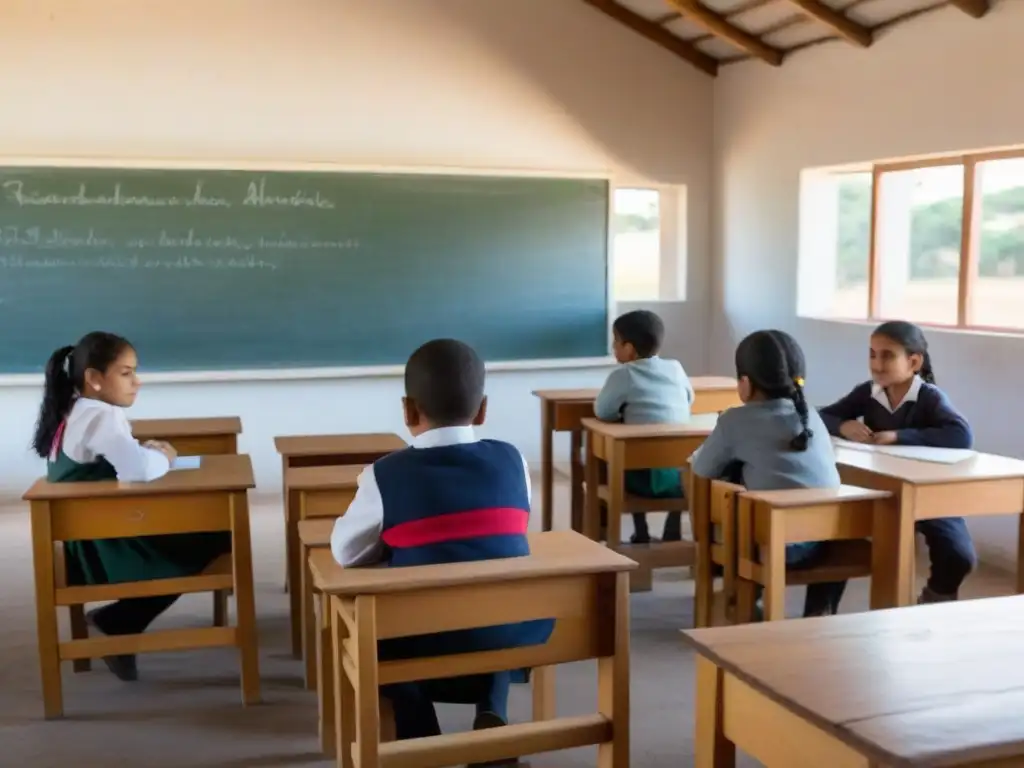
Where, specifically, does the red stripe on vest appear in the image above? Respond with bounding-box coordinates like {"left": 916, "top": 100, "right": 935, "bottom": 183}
{"left": 382, "top": 507, "right": 529, "bottom": 549}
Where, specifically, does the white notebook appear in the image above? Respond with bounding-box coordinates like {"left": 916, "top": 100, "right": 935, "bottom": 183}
{"left": 832, "top": 438, "right": 975, "bottom": 465}
{"left": 170, "top": 456, "right": 202, "bottom": 471}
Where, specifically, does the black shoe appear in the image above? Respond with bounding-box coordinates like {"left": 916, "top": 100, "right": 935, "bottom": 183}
{"left": 662, "top": 513, "right": 682, "bottom": 541}
{"left": 85, "top": 609, "right": 139, "bottom": 682}
{"left": 468, "top": 712, "right": 518, "bottom": 767}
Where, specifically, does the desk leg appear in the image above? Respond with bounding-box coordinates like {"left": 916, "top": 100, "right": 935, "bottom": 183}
{"left": 31, "top": 501, "right": 64, "bottom": 719}
{"left": 282, "top": 456, "right": 291, "bottom": 594}
{"left": 870, "top": 488, "right": 916, "bottom": 609}
{"left": 694, "top": 656, "right": 736, "bottom": 768}
{"left": 1018, "top": 509, "right": 1024, "bottom": 595}
{"left": 598, "top": 571, "right": 630, "bottom": 768}
{"left": 289, "top": 490, "right": 304, "bottom": 657}
{"left": 569, "top": 429, "right": 584, "bottom": 533}
{"left": 532, "top": 666, "right": 556, "bottom": 721}
{"left": 541, "top": 404, "right": 554, "bottom": 532}
{"left": 332, "top": 598, "right": 356, "bottom": 768}
{"left": 584, "top": 431, "right": 602, "bottom": 541}
{"left": 303, "top": 544, "right": 317, "bottom": 690}
{"left": 231, "top": 492, "right": 261, "bottom": 706}
{"left": 353, "top": 596, "right": 381, "bottom": 768}
{"left": 692, "top": 476, "right": 713, "bottom": 628}
{"left": 318, "top": 593, "right": 336, "bottom": 757}
{"left": 606, "top": 443, "right": 625, "bottom": 549}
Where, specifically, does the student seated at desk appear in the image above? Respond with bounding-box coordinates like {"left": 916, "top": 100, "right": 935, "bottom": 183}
{"left": 594, "top": 309, "right": 694, "bottom": 544}
{"left": 691, "top": 330, "right": 846, "bottom": 618}
{"left": 30, "top": 331, "right": 231, "bottom": 682}
{"left": 330, "top": 338, "right": 553, "bottom": 756}
{"left": 819, "top": 320, "right": 976, "bottom": 604}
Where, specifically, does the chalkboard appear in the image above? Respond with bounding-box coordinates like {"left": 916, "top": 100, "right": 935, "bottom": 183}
{"left": 0, "top": 166, "right": 609, "bottom": 373}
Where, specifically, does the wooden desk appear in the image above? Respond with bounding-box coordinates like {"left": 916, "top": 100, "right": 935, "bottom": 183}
{"left": 582, "top": 413, "right": 717, "bottom": 591}
{"left": 130, "top": 416, "right": 242, "bottom": 455}
{"left": 287, "top": 466, "right": 361, "bottom": 687}
{"left": 835, "top": 446, "right": 1024, "bottom": 608}
{"left": 683, "top": 595, "right": 1024, "bottom": 767}
{"left": 24, "top": 454, "right": 260, "bottom": 718}
{"left": 274, "top": 432, "right": 406, "bottom": 656}
{"left": 533, "top": 376, "right": 738, "bottom": 533}
{"left": 308, "top": 531, "right": 636, "bottom": 768}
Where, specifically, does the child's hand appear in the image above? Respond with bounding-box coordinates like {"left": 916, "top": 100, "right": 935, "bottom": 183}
{"left": 146, "top": 440, "right": 178, "bottom": 462}
{"left": 871, "top": 431, "right": 898, "bottom": 446}
{"left": 839, "top": 420, "right": 873, "bottom": 443}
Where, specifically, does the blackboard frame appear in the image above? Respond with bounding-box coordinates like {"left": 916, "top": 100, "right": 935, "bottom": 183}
{"left": 0, "top": 155, "right": 617, "bottom": 383}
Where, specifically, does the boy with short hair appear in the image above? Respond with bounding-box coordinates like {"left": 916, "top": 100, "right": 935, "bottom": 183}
{"left": 594, "top": 309, "right": 694, "bottom": 543}
{"left": 330, "top": 338, "right": 553, "bottom": 753}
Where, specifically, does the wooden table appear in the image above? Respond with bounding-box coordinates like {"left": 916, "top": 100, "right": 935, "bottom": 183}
{"left": 274, "top": 432, "right": 406, "bottom": 655}
{"left": 533, "top": 376, "right": 739, "bottom": 533}
{"left": 582, "top": 413, "right": 718, "bottom": 591}
{"left": 24, "top": 454, "right": 260, "bottom": 718}
{"left": 835, "top": 446, "right": 1024, "bottom": 608}
{"left": 286, "top": 465, "right": 361, "bottom": 684}
{"left": 130, "top": 416, "right": 242, "bottom": 455}
{"left": 683, "top": 595, "right": 1024, "bottom": 767}
{"left": 308, "top": 530, "right": 636, "bottom": 768}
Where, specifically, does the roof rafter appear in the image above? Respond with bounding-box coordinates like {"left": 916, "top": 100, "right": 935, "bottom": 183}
{"left": 948, "top": 0, "right": 990, "bottom": 18}
{"left": 581, "top": 0, "right": 718, "bottom": 76}
{"left": 663, "top": 0, "right": 784, "bottom": 66}
{"left": 784, "top": 0, "right": 873, "bottom": 46}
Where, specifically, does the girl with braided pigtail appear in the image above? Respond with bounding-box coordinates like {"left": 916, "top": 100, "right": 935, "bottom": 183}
{"left": 691, "top": 329, "right": 847, "bottom": 618}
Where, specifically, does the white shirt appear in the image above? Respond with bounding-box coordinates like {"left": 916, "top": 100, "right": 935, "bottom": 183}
{"left": 871, "top": 374, "right": 923, "bottom": 413}
{"left": 329, "top": 425, "right": 531, "bottom": 567}
{"left": 56, "top": 398, "right": 170, "bottom": 482}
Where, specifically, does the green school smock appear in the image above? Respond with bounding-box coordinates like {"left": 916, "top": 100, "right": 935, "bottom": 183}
{"left": 624, "top": 467, "right": 684, "bottom": 498}
{"left": 48, "top": 448, "right": 230, "bottom": 586}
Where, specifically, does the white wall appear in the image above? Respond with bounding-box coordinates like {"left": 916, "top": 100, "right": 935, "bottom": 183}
{"left": 0, "top": 0, "right": 715, "bottom": 499}
{"left": 712, "top": 1, "right": 1024, "bottom": 568}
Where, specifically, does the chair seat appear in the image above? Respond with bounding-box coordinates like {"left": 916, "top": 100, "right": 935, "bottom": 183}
{"left": 586, "top": 482, "right": 688, "bottom": 513}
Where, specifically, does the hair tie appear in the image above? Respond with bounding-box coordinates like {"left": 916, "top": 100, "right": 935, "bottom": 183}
{"left": 793, "top": 376, "right": 805, "bottom": 387}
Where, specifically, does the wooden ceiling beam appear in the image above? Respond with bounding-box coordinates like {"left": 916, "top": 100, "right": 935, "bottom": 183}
{"left": 784, "top": 0, "right": 872, "bottom": 46}
{"left": 948, "top": 0, "right": 990, "bottom": 18}
{"left": 581, "top": 0, "right": 718, "bottom": 76}
{"left": 664, "top": 0, "right": 783, "bottom": 66}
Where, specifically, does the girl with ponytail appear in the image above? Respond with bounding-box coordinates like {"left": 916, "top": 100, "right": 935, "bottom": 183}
{"left": 691, "top": 329, "right": 847, "bottom": 618}
{"left": 32, "top": 332, "right": 230, "bottom": 682}
{"left": 819, "top": 320, "right": 976, "bottom": 604}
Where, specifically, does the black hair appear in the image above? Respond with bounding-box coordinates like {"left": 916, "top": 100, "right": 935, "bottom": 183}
{"left": 32, "top": 331, "right": 133, "bottom": 458}
{"left": 405, "top": 338, "right": 485, "bottom": 426}
{"left": 612, "top": 310, "right": 664, "bottom": 358}
{"left": 872, "top": 320, "right": 935, "bottom": 384}
{"left": 734, "top": 329, "right": 813, "bottom": 451}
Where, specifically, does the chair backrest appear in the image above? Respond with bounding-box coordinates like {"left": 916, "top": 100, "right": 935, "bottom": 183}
{"left": 709, "top": 480, "right": 745, "bottom": 526}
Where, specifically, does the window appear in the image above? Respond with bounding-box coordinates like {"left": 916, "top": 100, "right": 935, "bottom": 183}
{"left": 611, "top": 186, "right": 686, "bottom": 302}
{"left": 799, "top": 146, "right": 1024, "bottom": 332}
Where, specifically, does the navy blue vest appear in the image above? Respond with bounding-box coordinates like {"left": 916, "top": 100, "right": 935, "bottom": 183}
{"left": 374, "top": 439, "right": 554, "bottom": 661}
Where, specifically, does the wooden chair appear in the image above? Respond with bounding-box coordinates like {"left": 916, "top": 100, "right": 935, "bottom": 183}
{"left": 733, "top": 485, "right": 892, "bottom": 623}
{"left": 299, "top": 518, "right": 558, "bottom": 756}
{"left": 691, "top": 476, "right": 745, "bottom": 628}
{"left": 24, "top": 454, "right": 260, "bottom": 719}
{"left": 308, "top": 531, "right": 636, "bottom": 768}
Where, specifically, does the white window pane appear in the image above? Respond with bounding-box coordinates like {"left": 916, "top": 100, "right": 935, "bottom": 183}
{"left": 973, "top": 158, "right": 1024, "bottom": 329}
{"left": 612, "top": 188, "right": 660, "bottom": 301}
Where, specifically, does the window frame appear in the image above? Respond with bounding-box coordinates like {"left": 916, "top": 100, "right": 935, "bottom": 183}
{"left": 861, "top": 146, "right": 1024, "bottom": 333}
{"left": 609, "top": 182, "right": 687, "bottom": 304}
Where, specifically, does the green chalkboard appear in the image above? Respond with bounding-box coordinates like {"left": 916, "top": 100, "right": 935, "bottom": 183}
{"left": 0, "top": 166, "right": 609, "bottom": 373}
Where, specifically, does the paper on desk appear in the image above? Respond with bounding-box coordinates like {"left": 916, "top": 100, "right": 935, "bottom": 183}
{"left": 170, "top": 456, "right": 202, "bottom": 470}
{"left": 832, "top": 438, "right": 975, "bottom": 464}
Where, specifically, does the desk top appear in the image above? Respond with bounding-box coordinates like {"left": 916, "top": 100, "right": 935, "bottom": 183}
{"left": 286, "top": 464, "right": 363, "bottom": 491}
{"left": 274, "top": 432, "right": 406, "bottom": 457}
{"left": 23, "top": 454, "right": 255, "bottom": 501}
{"left": 581, "top": 412, "right": 718, "bottom": 439}
{"left": 532, "top": 376, "right": 737, "bottom": 403}
{"left": 308, "top": 530, "right": 637, "bottom": 595}
{"left": 299, "top": 517, "right": 335, "bottom": 547}
{"left": 741, "top": 484, "right": 892, "bottom": 508}
{"left": 835, "top": 446, "right": 1024, "bottom": 485}
{"left": 130, "top": 416, "right": 242, "bottom": 438}
{"left": 682, "top": 595, "right": 1024, "bottom": 766}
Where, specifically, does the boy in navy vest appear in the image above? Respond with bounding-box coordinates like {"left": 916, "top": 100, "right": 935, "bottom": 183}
{"left": 330, "top": 339, "right": 553, "bottom": 754}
